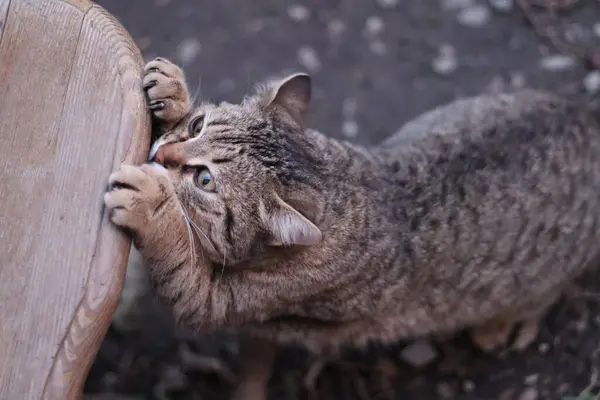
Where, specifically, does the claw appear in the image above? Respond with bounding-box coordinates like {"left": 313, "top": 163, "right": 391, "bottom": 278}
{"left": 143, "top": 80, "right": 158, "bottom": 90}
{"left": 149, "top": 100, "right": 165, "bottom": 111}
{"left": 108, "top": 181, "right": 137, "bottom": 192}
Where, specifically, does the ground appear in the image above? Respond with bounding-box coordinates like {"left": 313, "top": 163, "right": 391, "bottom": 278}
{"left": 85, "top": 0, "right": 600, "bottom": 399}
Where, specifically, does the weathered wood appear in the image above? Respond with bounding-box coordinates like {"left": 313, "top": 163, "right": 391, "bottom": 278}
{"left": 0, "top": 0, "right": 150, "bottom": 398}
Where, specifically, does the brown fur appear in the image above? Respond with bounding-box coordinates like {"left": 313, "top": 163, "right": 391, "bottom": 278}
{"left": 106, "top": 57, "right": 600, "bottom": 374}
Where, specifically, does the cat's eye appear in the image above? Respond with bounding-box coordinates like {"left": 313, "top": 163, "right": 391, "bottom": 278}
{"left": 189, "top": 116, "right": 205, "bottom": 138}
{"left": 195, "top": 167, "right": 216, "bottom": 192}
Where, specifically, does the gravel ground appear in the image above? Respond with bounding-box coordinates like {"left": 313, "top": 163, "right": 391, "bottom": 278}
{"left": 85, "top": 0, "right": 600, "bottom": 399}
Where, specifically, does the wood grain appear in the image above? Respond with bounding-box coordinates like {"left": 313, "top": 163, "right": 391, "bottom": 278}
{"left": 0, "top": 0, "right": 150, "bottom": 398}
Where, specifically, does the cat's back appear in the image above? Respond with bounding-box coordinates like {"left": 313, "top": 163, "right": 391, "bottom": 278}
{"left": 372, "top": 89, "right": 600, "bottom": 314}
{"left": 381, "top": 89, "right": 576, "bottom": 149}
{"left": 377, "top": 89, "right": 600, "bottom": 188}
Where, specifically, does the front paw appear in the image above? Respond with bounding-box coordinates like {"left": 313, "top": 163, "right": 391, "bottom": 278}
{"left": 143, "top": 57, "right": 191, "bottom": 127}
{"left": 104, "top": 164, "right": 176, "bottom": 237}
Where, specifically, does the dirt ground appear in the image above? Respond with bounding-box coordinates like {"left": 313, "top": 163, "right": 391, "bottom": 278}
{"left": 85, "top": 0, "right": 600, "bottom": 399}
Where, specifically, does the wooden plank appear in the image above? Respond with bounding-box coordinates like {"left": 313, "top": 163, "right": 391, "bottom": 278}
{"left": 0, "top": 2, "right": 85, "bottom": 396}
{"left": 0, "top": 0, "right": 10, "bottom": 44}
{"left": 0, "top": 0, "right": 150, "bottom": 398}
{"left": 43, "top": 3, "right": 151, "bottom": 398}
{"left": 57, "top": 0, "right": 93, "bottom": 12}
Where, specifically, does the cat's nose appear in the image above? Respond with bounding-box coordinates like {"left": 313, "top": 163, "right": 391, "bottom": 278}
{"left": 150, "top": 142, "right": 185, "bottom": 167}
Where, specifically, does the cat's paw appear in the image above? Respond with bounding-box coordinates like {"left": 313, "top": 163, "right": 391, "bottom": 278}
{"left": 470, "top": 319, "right": 515, "bottom": 352}
{"left": 104, "top": 164, "right": 177, "bottom": 237}
{"left": 143, "top": 57, "right": 191, "bottom": 127}
{"left": 470, "top": 316, "right": 541, "bottom": 352}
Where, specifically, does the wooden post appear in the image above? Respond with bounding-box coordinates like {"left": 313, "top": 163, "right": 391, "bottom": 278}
{"left": 0, "top": 0, "right": 150, "bottom": 398}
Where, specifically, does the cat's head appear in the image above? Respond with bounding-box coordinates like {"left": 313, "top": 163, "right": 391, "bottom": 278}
{"left": 149, "top": 73, "right": 325, "bottom": 265}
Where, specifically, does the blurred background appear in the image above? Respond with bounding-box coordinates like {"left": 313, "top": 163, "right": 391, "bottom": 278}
{"left": 85, "top": 1, "right": 600, "bottom": 399}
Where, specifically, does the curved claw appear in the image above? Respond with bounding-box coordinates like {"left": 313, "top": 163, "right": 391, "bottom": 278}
{"left": 143, "top": 80, "right": 158, "bottom": 90}
{"left": 148, "top": 100, "right": 165, "bottom": 111}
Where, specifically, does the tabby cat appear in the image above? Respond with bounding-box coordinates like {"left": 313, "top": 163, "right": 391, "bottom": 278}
{"left": 105, "top": 57, "right": 600, "bottom": 398}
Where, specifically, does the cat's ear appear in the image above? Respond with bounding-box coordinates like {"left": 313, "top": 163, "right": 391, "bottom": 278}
{"left": 262, "top": 195, "right": 322, "bottom": 247}
{"left": 266, "top": 73, "right": 311, "bottom": 127}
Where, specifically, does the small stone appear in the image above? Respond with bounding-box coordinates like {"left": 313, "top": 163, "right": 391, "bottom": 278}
{"left": 102, "top": 371, "right": 118, "bottom": 389}
{"left": 327, "top": 19, "right": 347, "bottom": 40}
{"left": 288, "top": 4, "right": 310, "bottom": 22}
{"left": 364, "top": 16, "right": 385, "bottom": 38}
{"left": 399, "top": 340, "right": 438, "bottom": 367}
{"left": 441, "top": 0, "right": 475, "bottom": 11}
{"left": 524, "top": 374, "right": 539, "bottom": 385}
{"left": 510, "top": 71, "right": 526, "bottom": 89}
{"left": 369, "top": 40, "right": 387, "bottom": 55}
{"left": 518, "top": 387, "right": 538, "bottom": 400}
{"left": 462, "top": 380, "right": 475, "bottom": 392}
{"left": 377, "top": 0, "right": 399, "bottom": 8}
{"left": 558, "top": 383, "right": 570, "bottom": 394}
{"left": 342, "top": 120, "right": 359, "bottom": 138}
{"left": 594, "top": 23, "right": 600, "bottom": 38}
{"left": 436, "top": 382, "right": 455, "bottom": 399}
{"left": 583, "top": 71, "right": 600, "bottom": 94}
{"left": 539, "top": 54, "right": 576, "bottom": 71}
{"left": 297, "top": 46, "right": 321, "bottom": 72}
{"left": 432, "top": 44, "right": 458, "bottom": 75}
{"left": 488, "top": 0, "right": 514, "bottom": 12}
{"left": 457, "top": 5, "right": 491, "bottom": 27}
{"left": 342, "top": 97, "right": 358, "bottom": 119}
{"left": 176, "top": 38, "right": 202, "bottom": 64}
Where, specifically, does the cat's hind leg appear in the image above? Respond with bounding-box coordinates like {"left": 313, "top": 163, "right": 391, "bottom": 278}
{"left": 470, "top": 291, "right": 561, "bottom": 352}
{"left": 230, "top": 335, "right": 276, "bottom": 400}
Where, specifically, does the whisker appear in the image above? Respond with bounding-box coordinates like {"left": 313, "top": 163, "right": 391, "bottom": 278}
{"left": 175, "top": 200, "right": 196, "bottom": 273}
{"left": 184, "top": 208, "right": 229, "bottom": 284}
{"left": 220, "top": 245, "right": 227, "bottom": 280}
{"left": 190, "top": 74, "right": 203, "bottom": 106}
{"left": 182, "top": 206, "right": 219, "bottom": 256}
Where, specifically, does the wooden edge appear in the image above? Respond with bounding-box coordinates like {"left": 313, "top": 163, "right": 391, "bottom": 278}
{"left": 42, "top": 2, "right": 151, "bottom": 399}
{"left": 56, "top": 0, "right": 93, "bottom": 13}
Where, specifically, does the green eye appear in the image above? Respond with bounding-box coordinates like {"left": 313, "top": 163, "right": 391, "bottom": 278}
{"left": 195, "top": 167, "right": 216, "bottom": 191}
{"left": 189, "top": 116, "right": 205, "bottom": 137}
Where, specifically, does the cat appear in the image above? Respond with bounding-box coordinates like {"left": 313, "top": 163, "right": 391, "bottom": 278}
{"left": 105, "top": 57, "right": 600, "bottom": 398}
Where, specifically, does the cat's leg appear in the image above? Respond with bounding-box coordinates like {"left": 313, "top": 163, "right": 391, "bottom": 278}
{"left": 302, "top": 356, "right": 328, "bottom": 398}
{"left": 470, "top": 291, "right": 560, "bottom": 352}
{"left": 143, "top": 57, "right": 191, "bottom": 132}
{"left": 469, "top": 317, "right": 515, "bottom": 352}
{"left": 230, "top": 335, "right": 276, "bottom": 400}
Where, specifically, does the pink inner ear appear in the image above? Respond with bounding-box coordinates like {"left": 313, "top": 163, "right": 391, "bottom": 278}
{"left": 268, "top": 204, "right": 322, "bottom": 247}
